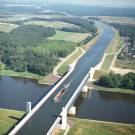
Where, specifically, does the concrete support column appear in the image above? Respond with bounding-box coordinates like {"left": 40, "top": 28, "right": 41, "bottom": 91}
{"left": 82, "top": 86, "right": 89, "bottom": 93}
{"left": 61, "top": 107, "right": 67, "bottom": 130}
{"left": 68, "top": 106, "right": 76, "bottom": 115}
{"left": 26, "top": 102, "right": 31, "bottom": 114}
{"left": 89, "top": 67, "right": 95, "bottom": 81}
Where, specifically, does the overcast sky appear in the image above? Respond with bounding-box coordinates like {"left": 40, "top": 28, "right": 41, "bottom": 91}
{"left": 44, "top": 0, "right": 135, "bottom": 7}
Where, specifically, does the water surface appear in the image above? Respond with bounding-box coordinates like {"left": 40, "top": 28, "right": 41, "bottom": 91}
{"left": 0, "top": 76, "right": 51, "bottom": 111}
{"left": 74, "top": 90, "right": 135, "bottom": 124}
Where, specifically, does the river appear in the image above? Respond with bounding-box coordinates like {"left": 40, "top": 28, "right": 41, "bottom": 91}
{"left": 0, "top": 75, "right": 135, "bottom": 125}
{"left": 0, "top": 76, "right": 51, "bottom": 111}
{"left": 74, "top": 90, "right": 135, "bottom": 124}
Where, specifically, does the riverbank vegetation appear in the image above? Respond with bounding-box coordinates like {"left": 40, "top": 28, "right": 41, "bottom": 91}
{"left": 0, "top": 108, "right": 25, "bottom": 135}
{"left": 96, "top": 72, "right": 135, "bottom": 90}
{"left": 66, "top": 118, "right": 135, "bottom": 135}
{"left": 57, "top": 48, "right": 83, "bottom": 75}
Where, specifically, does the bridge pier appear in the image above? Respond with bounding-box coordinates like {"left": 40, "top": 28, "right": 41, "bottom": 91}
{"left": 88, "top": 67, "right": 95, "bottom": 81}
{"left": 26, "top": 102, "right": 31, "bottom": 114}
{"left": 61, "top": 107, "right": 67, "bottom": 130}
{"left": 68, "top": 106, "right": 76, "bottom": 115}
{"left": 82, "top": 86, "right": 89, "bottom": 93}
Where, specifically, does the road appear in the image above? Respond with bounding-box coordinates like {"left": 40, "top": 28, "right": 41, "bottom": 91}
{"left": 17, "top": 22, "right": 114, "bottom": 135}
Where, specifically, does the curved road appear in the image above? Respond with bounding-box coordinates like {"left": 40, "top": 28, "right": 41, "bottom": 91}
{"left": 17, "top": 22, "right": 114, "bottom": 135}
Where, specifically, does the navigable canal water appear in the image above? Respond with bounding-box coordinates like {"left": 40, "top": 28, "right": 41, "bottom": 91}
{"left": 0, "top": 76, "right": 135, "bottom": 124}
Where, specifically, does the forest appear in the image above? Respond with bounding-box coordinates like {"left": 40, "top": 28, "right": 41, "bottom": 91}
{"left": 59, "top": 18, "right": 97, "bottom": 34}
{"left": 97, "top": 72, "right": 135, "bottom": 90}
{"left": 0, "top": 25, "right": 77, "bottom": 75}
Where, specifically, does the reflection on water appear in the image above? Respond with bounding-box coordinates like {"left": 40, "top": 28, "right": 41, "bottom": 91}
{"left": 74, "top": 90, "right": 135, "bottom": 124}
{"left": 0, "top": 76, "right": 51, "bottom": 111}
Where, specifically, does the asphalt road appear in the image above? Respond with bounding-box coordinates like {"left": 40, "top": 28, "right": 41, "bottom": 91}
{"left": 17, "top": 21, "right": 114, "bottom": 135}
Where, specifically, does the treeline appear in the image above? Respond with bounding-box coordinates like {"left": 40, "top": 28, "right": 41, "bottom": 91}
{"left": 59, "top": 18, "right": 97, "bottom": 34}
{"left": 0, "top": 25, "right": 56, "bottom": 47}
{"left": 97, "top": 72, "right": 135, "bottom": 90}
{"left": 0, "top": 25, "right": 77, "bottom": 75}
{"left": 59, "top": 27, "right": 87, "bottom": 33}
{"left": 78, "top": 33, "right": 97, "bottom": 46}
{"left": 110, "top": 23, "right": 135, "bottom": 40}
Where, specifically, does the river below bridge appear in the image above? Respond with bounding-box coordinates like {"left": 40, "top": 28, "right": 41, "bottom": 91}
{"left": 0, "top": 76, "right": 135, "bottom": 124}
{"left": 74, "top": 90, "right": 135, "bottom": 124}
{"left": 0, "top": 76, "right": 51, "bottom": 111}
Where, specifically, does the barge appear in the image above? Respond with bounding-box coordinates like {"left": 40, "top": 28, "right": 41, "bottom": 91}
{"left": 54, "top": 84, "right": 69, "bottom": 103}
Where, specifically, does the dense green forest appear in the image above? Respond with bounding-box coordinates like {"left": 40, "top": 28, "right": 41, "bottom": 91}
{"left": 59, "top": 18, "right": 97, "bottom": 34}
{"left": 0, "top": 25, "right": 77, "bottom": 75}
{"left": 97, "top": 72, "right": 135, "bottom": 90}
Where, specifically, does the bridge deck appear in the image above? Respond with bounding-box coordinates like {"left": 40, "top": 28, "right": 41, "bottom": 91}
{"left": 15, "top": 22, "right": 114, "bottom": 135}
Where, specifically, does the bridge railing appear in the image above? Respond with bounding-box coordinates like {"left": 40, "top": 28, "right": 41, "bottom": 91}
{"left": 65, "top": 73, "right": 90, "bottom": 110}
{"left": 9, "top": 65, "right": 75, "bottom": 135}
{"left": 46, "top": 72, "right": 90, "bottom": 135}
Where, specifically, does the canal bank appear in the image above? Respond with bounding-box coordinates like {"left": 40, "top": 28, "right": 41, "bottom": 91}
{"left": 60, "top": 118, "right": 135, "bottom": 135}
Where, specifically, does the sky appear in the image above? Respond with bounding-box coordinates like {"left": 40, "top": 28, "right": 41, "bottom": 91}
{"left": 44, "top": 0, "right": 135, "bottom": 7}
{"left": 6, "top": 0, "right": 135, "bottom": 8}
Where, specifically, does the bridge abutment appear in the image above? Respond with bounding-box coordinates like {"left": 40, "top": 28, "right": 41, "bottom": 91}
{"left": 61, "top": 107, "right": 67, "bottom": 130}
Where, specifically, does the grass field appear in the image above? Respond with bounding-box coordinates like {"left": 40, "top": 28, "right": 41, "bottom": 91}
{"left": 93, "top": 70, "right": 107, "bottom": 80}
{"left": 57, "top": 48, "right": 82, "bottom": 75}
{"left": 48, "top": 31, "right": 89, "bottom": 43}
{"left": 0, "top": 70, "right": 42, "bottom": 80}
{"left": 94, "top": 85, "right": 135, "bottom": 94}
{"left": 0, "top": 22, "right": 18, "bottom": 33}
{"left": 101, "top": 54, "right": 115, "bottom": 72}
{"left": 115, "top": 59, "right": 135, "bottom": 70}
{"left": 98, "top": 16, "right": 135, "bottom": 25}
{"left": 24, "top": 21, "right": 78, "bottom": 29}
{"left": 67, "top": 118, "right": 135, "bottom": 135}
{"left": 0, "top": 108, "right": 25, "bottom": 135}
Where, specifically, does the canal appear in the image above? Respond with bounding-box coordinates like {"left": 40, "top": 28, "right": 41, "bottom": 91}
{"left": 74, "top": 90, "right": 135, "bottom": 124}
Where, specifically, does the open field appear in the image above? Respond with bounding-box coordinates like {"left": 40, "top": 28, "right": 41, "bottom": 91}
{"left": 94, "top": 85, "right": 135, "bottom": 94}
{"left": 115, "top": 59, "right": 135, "bottom": 70}
{"left": 67, "top": 118, "right": 135, "bottom": 135}
{"left": 101, "top": 54, "right": 115, "bottom": 72}
{"left": 57, "top": 48, "right": 83, "bottom": 75}
{"left": 0, "top": 108, "right": 25, "bottom": 135}
{"left": 111, "top": 67, "right": 135, "bottom": 75}
{"left": 48, "top": 31, "right": 90, "bottom": 43}
{"left": 0, "top": 70, "right": 42, "bottom": 80}
{"left": 0, "top": 22, "right": 18, "bottom": 33}
{"left": 24, "top": 21, "right": 79, "bottom": 29}
{"left": 98, "top": 16, "right": 135, "bottom": 25}
{"left": 93, "top": 70, "right": 107, "bottom": 80}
